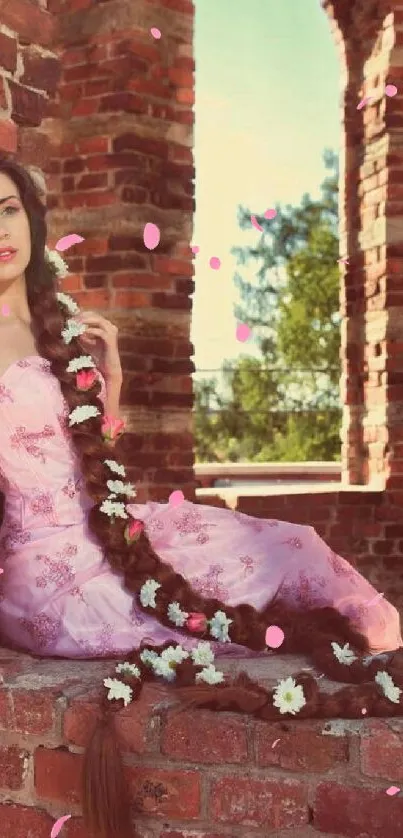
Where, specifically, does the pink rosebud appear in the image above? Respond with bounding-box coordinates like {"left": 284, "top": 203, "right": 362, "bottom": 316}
{"left": 76, "top": 369, "right": 97, "bottom": 391}
{"left": 124, "top": 519, "right": 144, "bottom": 545}
{"left": 102, "top": 414, "right": 126, "bottom": 442}
{"left": 186, "top": 612, "right": 208, "bottom": 633}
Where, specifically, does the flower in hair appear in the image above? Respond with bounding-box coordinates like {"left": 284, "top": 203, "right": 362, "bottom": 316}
{"left": 124, "top": 519, "right": 144, "bottom": 545}
{"left": 331, "top": 642, "right": 358, "bottom": 666}
{"left": 102, "top": 415, "right": 126, "bottom": 442}
{"left": 62, "top": 318, "right": 87, "bottom": 345}
{"left": 140, "top": 648, "right": 159, "bottom": 667}
{"left": 104, "top": 459, "right": 126, "bottom": 477}
{"left": 107, "top": 479, "right": 136, "bottom": 498}
{"left": 186, "top": 612, "right": 208, "bottom": 633}
{"left": 56, "top": 290, "right": 79, "bottom": 313}
{"left": 272, "top": 676, "right": 306, "bottom": 716}
{"left": 191, "top": 641, "right": 215, "bottom": 667}
{"left": 69, "top": 404, "right": 100, "bottom": 426}
{"left": 116, "top": 662, "right": 141, "bottom": 679}
{"left": 103, "top": 677, "right": 133, "bottom": 707}
{"left": 100, "top": 498, "right": 128, "bottom": 519}
{"left": 167, "top": 601, "right": 189, "bottom": 627}
{"left": 140, "top": 578, "right": 161, "bottom": 608}
{"left": 67, "top": 355, "right": 95, "bottom": 373}
{"left": 196, "top": 664, "right": 225, "bottom": 685}
{"left": 76, "top": 369, "right": 97, "bottom": 391}
{"left": 375, "top": 670, "right": 402, "bottom": 704}
{"left": 151, "top": 645, "right": 189, "bottom": 681}
{"left": 46, "top": 248, "right": 69, "bottom": 279}
{"left": 209, "top": 610, "right": 232, "bottom": 643}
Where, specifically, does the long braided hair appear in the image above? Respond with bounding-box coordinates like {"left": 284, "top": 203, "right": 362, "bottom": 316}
{"left": 1, "top": 153, "right": 403, "bottom": 838}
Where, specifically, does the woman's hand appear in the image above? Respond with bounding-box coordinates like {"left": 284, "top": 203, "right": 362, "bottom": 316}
{"left": 75, "top": 311, "right": 122, "bottom": 383}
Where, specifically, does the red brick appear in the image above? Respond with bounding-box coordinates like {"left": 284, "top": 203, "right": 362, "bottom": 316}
{"left": 0, "top": 746, "right": 28, "bottom": 790}
{"left": 0, "top": 0, "right": 58, "bottom": 48}
{"left": 0, "top": 805, "right": 86, "bottom": 838}
{"left": 0, "top": 120, "right": 18, "bottom": 153}
{"left": 11, "top": 688, "right": 59, "bottom": 735}
{"left": 361, "top": 721, "right": 403, "bottom": 780}
{"left": 21, "top": 48, "right": 61, "bottom": 94}
{"left": 254, "top": 722, "right": 349, "bottom": 772}
{"left": 161, "top": 710, "right": 248, "bottom": 764}
{"left": 314, "top": 782, "right": 403, "bottom": 836}
{"left": 34, "top": 748, "right": 82, "bottom": 805}
{"left": 129, "top": 766, "right": 200, "bottom": 819}
{"left": 210, "top": 776, "right": 308, "bottom": 828}
{"left": 9, "top": 81, "right": 47, "bottom": 127}
{"left": 0, "top": 33, "right": 17, "bottom": 73}
{"left": 113, "top": 290, "right": 152, "bottom": 308}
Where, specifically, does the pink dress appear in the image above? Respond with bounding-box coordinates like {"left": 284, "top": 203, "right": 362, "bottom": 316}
{"left": 0, "top": 355, "right": 401, "bottom": 659}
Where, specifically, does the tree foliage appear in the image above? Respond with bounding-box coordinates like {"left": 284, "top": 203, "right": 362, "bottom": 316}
{"left": 194, "top": 150, "right": 342, "bottom": 463}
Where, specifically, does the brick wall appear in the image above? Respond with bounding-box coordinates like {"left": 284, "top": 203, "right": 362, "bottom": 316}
{"left": 0, "top": 648, "right": 402, "bottom": 838}
{"left": 0, "top": 0, "right": 196, "bottom": 502}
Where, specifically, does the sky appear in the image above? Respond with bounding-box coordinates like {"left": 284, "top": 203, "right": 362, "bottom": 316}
{"left": 191, "top": 0, "right": 341, "bottom": 380}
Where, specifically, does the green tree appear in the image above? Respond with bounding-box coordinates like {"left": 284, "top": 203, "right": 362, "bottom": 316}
{"left": 194, "top": 150, "right": 342, "bottom": 462}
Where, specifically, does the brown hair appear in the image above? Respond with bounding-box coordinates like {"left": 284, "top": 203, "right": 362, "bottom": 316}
{"left": 1, "top": 152, "right": 402, "bottom": 838}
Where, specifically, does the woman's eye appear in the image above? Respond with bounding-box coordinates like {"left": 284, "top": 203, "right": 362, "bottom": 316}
{"left": 3, "top": 206, "right": 19, "bottom": 215}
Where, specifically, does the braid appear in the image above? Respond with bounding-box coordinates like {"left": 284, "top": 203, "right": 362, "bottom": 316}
{"left": 1, "top": 150, "right": 401, "bottom": 838}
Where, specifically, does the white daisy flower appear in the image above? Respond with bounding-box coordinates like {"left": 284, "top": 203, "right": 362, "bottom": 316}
{"left": 139, "top": 578, "right": 161, "bottom": 608}
{"left": 152, "top": 645, "right": 189, "bottom": 681}
{"left": 160, "top": 645, "right": 189, "bottom": 665}
{"left": 67, "top": 355, "right": 95, "bottom": 373}
{"left": 69, "top": 405, "right": 100, "bottom": 426}
{"left": 100, "top": 498, "right": 128, "bottom": 519}
{"left": 375, "top": 670, "right": 402, "bottom": 704}
{"left": 195, "top": 664, "right": 225, "bottom": 685}
{"left": 331, "top": 642, "right": 358, "bottom": 666}
{"left": 62, "top": 318, "right": 86, "bottom": 345}
{"left": 115, "top": 662, "right": 141, "bottom": 679}
{"left": 140, "top": 649, "right": 159, "bottom": 667}
{"left": 107, "top": 479, "right": 136, "bottom": 498}
{"left": 46, "top": 247, "right": 69, "bottom": 279}
{"left": 209, "top": 610, "right": 232, "bottom": 643}
{"left": 167, "top": 601, "right": 189, "bottom": 627}
{"left": 273, "top": 676, "right": 306, "bottom": 715}
{"left": 103, "top": 677, "right": 133, "bottom": 707}
{"left": 191, "top": 641, "right": 215, "bottom": 667}
{"left": 56, "top": 290, "right": 79, "bottom": 313}
{"left": 104, "top": 459, "right": 126, "bottom": 477}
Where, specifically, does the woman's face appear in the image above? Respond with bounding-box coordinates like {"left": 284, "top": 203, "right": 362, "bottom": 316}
{"left": 0, "top": 172, "right": 31, "bottom": 288}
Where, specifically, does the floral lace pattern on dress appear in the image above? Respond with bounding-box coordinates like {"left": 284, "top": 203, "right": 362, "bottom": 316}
{"left": 192, "top": 563, "right": 229, "bottom": 600}
{"left": 19, "top": 613, "right": 61, "bottom": 650}
{"left": 173, "top": 506, "right": 217, "bottom": 545}
{"left": 10, "top": 425, "right": 56, "bottom": 463}
{"left": 77, "top": 622, "right": 118, "bottom": 657}
{"left": 0, "top": 384, "right": 12, "bottom": 403}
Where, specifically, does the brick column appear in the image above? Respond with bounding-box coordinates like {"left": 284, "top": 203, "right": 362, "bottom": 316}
{"left": 323, "top": 0, "right": 403, "bottom": 493}
{"left": 38, "top": 0, "right": 196, "bottom": 501}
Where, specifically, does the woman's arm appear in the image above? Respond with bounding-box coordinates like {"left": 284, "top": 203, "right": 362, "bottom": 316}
{"left": 104, "top": 372, "right": 123, "bottom": 419}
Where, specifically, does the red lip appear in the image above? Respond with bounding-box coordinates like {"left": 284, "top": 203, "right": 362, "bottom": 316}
{"left": 0, "top": 248, "right": 16, "bottom": 254}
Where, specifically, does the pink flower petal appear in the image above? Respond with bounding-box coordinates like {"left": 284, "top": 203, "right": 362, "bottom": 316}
{"left": 1, "top": 304, "right": 10, "bottom": 316}
{"left": 386, "top": 786, "right": 400, "bottom": 796}
{"left": 209, "top": 256, "right": 221, "bottom": 270}
{"left": 191, "top": 245, "right": 199, "bottom": 254}
{"left": 264, "top": 208, "right": 277, "bottom": 220}
{"left": 169, "top": 490, "right": 185, "bottom": 508}
{"left": 265, "top": 625, "right": 285, "bottom": 649}
{"left": 251, "top": 215, "right": 263, "bottom": 232}
{"left": 361, "top": 708, "right": 367, "bottom": 715}
{"left": 150, "top": 27, "right": 162, "bottom": 39}
{"left": 385, "top": 84, "right": 398, "bottom": 97}
{"left": 55, "top": 234, "right": 84, "bottom": 252}
{"left": 236, "top": 323, "right": 251, "bottom": 342}
{"left": 337, "top": 257, "right": 349, "bottom": 264}
{"left": 143, "top": 223, "right": 160, "bottom": 250}
{"left": 357, "top": 95, "right": 373, "bottom": 110}
{"left": 50, "top": 814, "right": 72, "bottom": 837}
{"left": 272, "top": 738, "right": 281, "bottom": 748}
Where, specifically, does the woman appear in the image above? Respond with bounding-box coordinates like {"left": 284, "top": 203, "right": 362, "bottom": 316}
{"left": 0, "top": 154, "right": 402, "bottom": 838}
